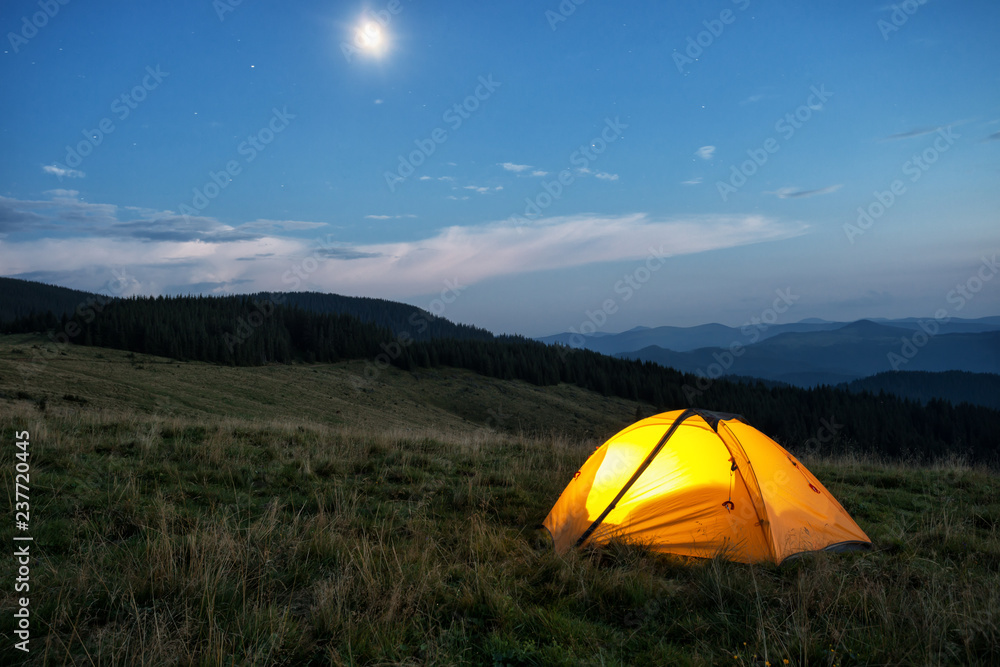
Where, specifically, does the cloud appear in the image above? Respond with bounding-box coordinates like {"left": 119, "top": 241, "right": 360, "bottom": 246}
{"left": 374, "top": 99, "right": 383, "bottom": 104}
{"left": 437, "top": 176, "right": 454, "bottom": 182}
{"left": 681, "top": 177, "right": 703, "bottom": 186}
{"left": 695, "top": 146, "right": 716, "bottom": 160}
{"left": 365, "top": 214, "right": 417, "bottom": 220}
{"left": 499, "top": 162, "right": 532, "bottom": 172}
{"left": 464, "top": 185, "right": 502, "bottom": 194}
{"left": 0, "top": 192, "right": 805, "bottom": 302}
{"left": 42, "top": 164, "right": 85, "bottom": 179}
{"left": 765, "top": 185, "right": 842, "bottom": 199}
{"left": 284, "top": 213, "right": 807, "bottom": 296}
{"left": 882, "top": 126, "right": 942, "bottom": 141}
{"left": 418, "top": 176, "right": 432, "bottom": 181}
{"left": 594, "top": 172, "right": 619, "bottom": 181}
{"left": 313, "top": 247, "right": 382, "bottom": 260}
{"left": 739, "top": 94, "right": 765, "bottom": 106}
{"left": 445, "top": 195, "right": 469, "bottom": 201}
{"left": 531, "top": 170, "right": 548, "bottom": 177}
{"left": 0, "top": 193, "right": 328, "bottom": 244}
{"left": 237, "top": 219, "right": 329, "bottom": 232}
{"left": 0, "top": 202, "right": 47, "bottom": 233}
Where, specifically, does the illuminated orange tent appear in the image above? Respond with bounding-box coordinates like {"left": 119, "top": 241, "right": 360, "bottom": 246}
{"left": 543, "top": 409, "right": 871, "bottom": 564}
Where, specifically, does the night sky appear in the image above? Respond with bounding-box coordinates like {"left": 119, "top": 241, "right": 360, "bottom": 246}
{"left": 2, "top": 0, "right": 998, "bottom": 335}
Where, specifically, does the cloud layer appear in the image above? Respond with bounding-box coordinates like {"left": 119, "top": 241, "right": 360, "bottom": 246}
{"left": 0, "top": 192, "right": 806, "bottom": 299}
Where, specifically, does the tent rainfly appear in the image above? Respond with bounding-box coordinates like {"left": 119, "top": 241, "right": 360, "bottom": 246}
{"left": 542, "top": 409, "right": 871, "bottom": 564}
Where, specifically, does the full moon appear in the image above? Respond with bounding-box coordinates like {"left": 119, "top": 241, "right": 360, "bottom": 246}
{"left": 355, "top": 21, "right": 385, "bottom": 53}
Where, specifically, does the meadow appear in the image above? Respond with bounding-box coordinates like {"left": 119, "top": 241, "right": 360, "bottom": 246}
{"left": 1, "top": 336, "right": 998, "bottom": 665}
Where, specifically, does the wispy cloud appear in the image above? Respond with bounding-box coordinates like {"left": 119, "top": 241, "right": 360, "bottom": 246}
{"left": 0, "top": 197, "right": 807, "bottom": 300}
{"left": 288, "top": 213, "right": 806, "bottom": 296}
{"left": 765, "top": 185, "right": 842, "bottom": 199}
{"left": 464, "top": 185, "right": 503, "bottom": 194}
{"left": 499, "top": 162, "right": 532, "bottom": 172}
{"left": 739, "top": 94, "right": 766, "bottom": 106}
{"left": 42, "top": 164, "right": 85, "bottom": 179}
{"left": 365, "top": 214, "right": 418, "bottom": 220}
{"left": 882, "top": 126, "right": 942, "bottom": 141}
{"left": 681, "top": 177, "right": 703, "bottom": 186}
{"left": 238, "top": 219, "right": 329, "bottom": 232}
{"left": 531, "top": 170, "right": 548, "bottom": 177}
{"left": 881, "top": 119, "right": 971, "bottom": 141}
{"left": 695, "top": 146, "right": 716, "bottom": 160}
{"left": 0, "top": 193, "right": 327, "bottom": 243}
{"left": 595, "top": 172, "right": 619, "bottom": 181}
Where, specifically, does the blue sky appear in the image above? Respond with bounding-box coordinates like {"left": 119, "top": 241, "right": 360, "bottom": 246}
{"left": 1, "top": 0, "right": 998, "bottom": 336}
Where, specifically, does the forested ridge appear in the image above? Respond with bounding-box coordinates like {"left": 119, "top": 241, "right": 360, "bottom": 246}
{"left": 844, "top": 370, "right": 1000, "bottom": 411}
{"left": 4, "top": 289, "right": 998, "bottom": 464}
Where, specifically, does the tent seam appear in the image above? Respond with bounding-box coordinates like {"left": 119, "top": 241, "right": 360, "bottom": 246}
{"left": 717, "top": 421, "right": 778, "bottom": 562}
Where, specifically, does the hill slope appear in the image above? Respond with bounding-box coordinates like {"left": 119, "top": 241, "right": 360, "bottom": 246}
{"left": 0, "top": 333, "right": 642, "bottom": 441}
{"left": 0, "top": 276, "right": 109, "bottom": 322}
{"left": 1, "top": 345, "right": 998, "bottom": 665}
{"left": 5, "top": 289, "right": 1000, "bottom": 463}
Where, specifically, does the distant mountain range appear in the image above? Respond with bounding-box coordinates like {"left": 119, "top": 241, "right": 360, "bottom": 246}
{"left": 5, "top": 275, "right": 998, "bottom": 409}
{"left": 540, "top": 318, "right": 1000, "bottom": 388}
{"left": 538, "top": 317, "right": 1000, "bottom": 354}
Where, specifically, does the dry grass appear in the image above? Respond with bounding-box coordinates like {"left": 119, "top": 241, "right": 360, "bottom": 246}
{"left": 1, "top": 396, "right": 998, "bottom": 666}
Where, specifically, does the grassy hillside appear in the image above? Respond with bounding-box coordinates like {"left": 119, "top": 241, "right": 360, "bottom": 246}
{"left": 0, "top": 334, "right": 644, "bottom": 440}
{"left": 2, "top": 337, "right": 998, "bottom": 665}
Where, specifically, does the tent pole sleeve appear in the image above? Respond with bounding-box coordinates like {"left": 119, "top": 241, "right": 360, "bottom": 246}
{"left": 574, "top": 408, "right": 697, "bottom": 548}
{"left": 716, "top": 422, "right": 774, "bottom": 554}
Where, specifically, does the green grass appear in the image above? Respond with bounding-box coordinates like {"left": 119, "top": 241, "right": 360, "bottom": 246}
{"left": 1, "top": 336, "right": 998, "bottom": 665}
